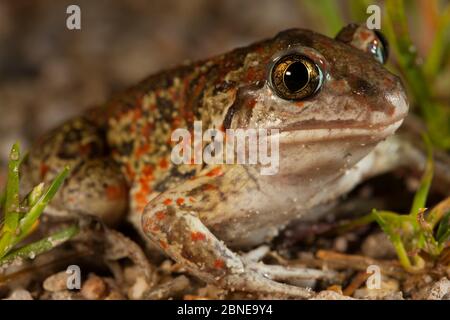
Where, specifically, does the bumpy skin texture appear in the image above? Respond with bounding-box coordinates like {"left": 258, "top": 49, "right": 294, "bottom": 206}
{"left": 23, "top": 26, "right": 408, "bottom": 297}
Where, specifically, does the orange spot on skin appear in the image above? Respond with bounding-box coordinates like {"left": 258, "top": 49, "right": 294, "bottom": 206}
{"left": 135, "top": 143, "right": 150, "bottom": 158}
{"left": 176, "top": 198, "right": 185, "bottom": 205}
{"left": 172, "top": 116, "right": 182, "bottom": 129}
{"left": 202, "top": 184, "right": 216, "bottom": 191}
{"left": 214, "top": 259, "right": 225, "bottom": 269}
{"left": 189, "top": 197, "right": 196, "bottom": 203}
{"left": 139, "top": 167, "right": 154, "bottom": 197}
{"left": 247, "top": 98, "right": 257, "bottom": 109}
{"left": 206, "top": 167, "right": 223, "bottom": 177}
{"left": 139, "top": 179, "right": 152, "bottom": 194}
{"left": 134, "top": 191, "right": 148, "bottom": 212}
{"left": 163, "top": 198, "right": 173, "bottom": 206}
{"left": 191, "top": 231, "right": 206, "bottom": 241}
{"left": 141, "top": 123, "right": 153, "bottom": 137}
{"left": 359, "top": 30, "right": 371, "bottom": 41}
{"left": 40, "top": 163, "right": 49, "bottom": 179}
{"left": 142, "top": 165, "right": 154, "bottom": 178}
{"left": 155, "top": 211, "right": 166, "bottom": 220}
{"left": 295, "top": 101, "right": 304, "bottom": 108}
{"left": 245, "top": 68, "right": 259, "bottom": 82}
{"left": 106, "top": 185, "right": 124, "bottom": 201}
{"left": 159, "top": 158, "right": 169, "bottom": 169}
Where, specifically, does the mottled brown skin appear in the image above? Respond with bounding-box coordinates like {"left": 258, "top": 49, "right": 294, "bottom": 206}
{"left": 23, "top": 25, "right": 408, "bottom": 297}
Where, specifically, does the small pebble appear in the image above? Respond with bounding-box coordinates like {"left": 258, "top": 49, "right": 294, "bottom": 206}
{"left": 361, "top": 232, "right": 396, "bottom": 259}
{"left": 311, "top": 290, "right": 354, "bottom": 300}
{"left": 81, "top": 274, "right": 107, "bottom": 300}
{"left": 417, "top": 277, "right": 450, "bottom": 300}
{"left": 353, "top": 276, "right": 400, "bottom": 299}
{"left": 3, "top": 288, "right": 33, "bottom": 300}
{"left": 43, "top": 271, "right": 70, "bottom": 292}
{"left": 333, "top": 236, "right": 348, "bottom": 252}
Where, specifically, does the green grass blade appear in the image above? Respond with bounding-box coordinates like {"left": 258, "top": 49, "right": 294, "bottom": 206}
{"left": 17, "top": 167, "right": 69, "bottom": 242}
{"left": 0, "top": 144, "right": 22, "bottom": 258}
{"left": 4, "top": 143, "right": 21, "bottom": 227}
{"left": 0, "top": 224, "right": 79, "bottom": 267}
{"left": 385, "top": 0, "right": 450, "bottom": 149}
{"left": 372, "top": 210, "right": 411, "bottom": 268}
{"left": 409, "top": 136, "right": 434, "bottom": 217}
{"left": 27, "top": 183, "right": 45, "bottom": 208}
{"left": 0, "top": 150, "right": 28, "bottom": 210}
{"left": 334, "top": 212, "right": 376, "bottom": 234}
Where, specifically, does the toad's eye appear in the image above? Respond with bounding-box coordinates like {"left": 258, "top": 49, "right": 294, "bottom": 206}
{"left": 270, "top": 55, "right": 323, "bottom": 100}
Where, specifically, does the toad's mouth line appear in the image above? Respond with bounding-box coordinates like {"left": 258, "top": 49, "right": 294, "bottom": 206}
{"left": 278, "top": 114, "right": 406, "bottom": 133}
{"left": 278, "top": 118, "right": 405, "bottom": 144}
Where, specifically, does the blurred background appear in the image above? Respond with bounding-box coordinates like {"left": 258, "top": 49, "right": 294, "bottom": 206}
{"left": 0, "top": 0, "right": 448, "bottom": 177}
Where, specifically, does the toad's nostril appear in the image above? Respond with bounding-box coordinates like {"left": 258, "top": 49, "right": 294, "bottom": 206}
{"left": 349, "top": 77, "right": 377, "bottom": 96}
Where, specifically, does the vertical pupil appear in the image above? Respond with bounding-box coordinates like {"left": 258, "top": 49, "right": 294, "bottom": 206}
{"left": 283, "top": 61, "right": 309, "bottom": 92}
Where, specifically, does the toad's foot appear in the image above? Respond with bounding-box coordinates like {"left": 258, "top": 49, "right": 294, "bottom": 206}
{"left": 142, "top": 197, "right": 313, "bottom": 298}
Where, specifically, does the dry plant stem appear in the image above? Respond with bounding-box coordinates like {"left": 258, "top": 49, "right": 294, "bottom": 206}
{"left": 311, "top": 250, "right": 405, "bottom": 278}
{"left": 144, "top": 275, "right": 191, "bottom": 300}
{"left": 343, "top": 271, "right": 371, "bottom": 296}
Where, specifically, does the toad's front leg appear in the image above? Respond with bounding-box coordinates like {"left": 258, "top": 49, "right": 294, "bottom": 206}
{"left": 141, "top": 166, "right": 312, "bottom": 298}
